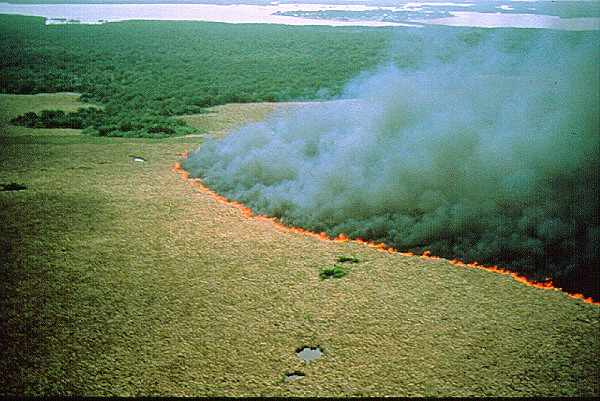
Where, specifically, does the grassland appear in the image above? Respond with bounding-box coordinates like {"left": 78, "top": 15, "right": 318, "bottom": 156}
{"left": 1, "top": 93, "right": 599, "bottom": 396}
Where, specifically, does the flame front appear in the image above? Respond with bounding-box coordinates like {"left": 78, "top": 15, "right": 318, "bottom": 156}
{"left": 173, "top": 158, "right": 599, "bottom": 306}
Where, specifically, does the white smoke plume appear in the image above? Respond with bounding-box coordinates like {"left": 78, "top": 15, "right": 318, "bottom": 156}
{"left": 182, "top": 28, "right": 599, "bottom": 297}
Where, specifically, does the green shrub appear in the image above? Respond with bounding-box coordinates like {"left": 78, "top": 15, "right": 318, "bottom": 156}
{"left": 319, "top": 265, "right": 347, "bottom": 280}
{"left": 336, "top": 257, "right": 360, "bottom": 263}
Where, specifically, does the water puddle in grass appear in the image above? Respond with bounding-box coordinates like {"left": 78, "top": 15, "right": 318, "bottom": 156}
{"left": 296, "top": 346, "right": 323, "bottom": 365}
{"left": 283, "top": 371, "right": 306, "bottom": 382}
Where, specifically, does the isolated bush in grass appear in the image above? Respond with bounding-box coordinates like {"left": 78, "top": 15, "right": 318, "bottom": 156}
{"left": 337, "top": 256, "right": 359, "bottom": 263}
{"left": 319, "top": 257, "right": 360, "bottom": 279}
{"left": 319, "top": 265, "right": 347, "bottom": 279}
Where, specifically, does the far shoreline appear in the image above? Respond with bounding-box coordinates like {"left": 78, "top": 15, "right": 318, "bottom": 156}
{"left": 0, "top": 1, "right": 599, "bottom": 30}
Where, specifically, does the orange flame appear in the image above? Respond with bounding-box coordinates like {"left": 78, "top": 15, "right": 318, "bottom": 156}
{"left": 173, "top": 157, "right": 599, "bottom": 306}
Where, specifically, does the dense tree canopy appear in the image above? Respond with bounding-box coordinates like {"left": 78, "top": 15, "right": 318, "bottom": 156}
{"left": 1, "top": 14, "right": 390, "bottom": 136}
{"left": 1, "top": 14, "right": 505, "bottom": 137}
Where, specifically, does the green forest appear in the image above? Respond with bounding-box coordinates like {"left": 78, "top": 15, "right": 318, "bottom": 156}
{"left": 1, "top": 14, "right": 500, "bottom": 137}
{"left": 1, "top": 14, "right": 392, "bottom": 137}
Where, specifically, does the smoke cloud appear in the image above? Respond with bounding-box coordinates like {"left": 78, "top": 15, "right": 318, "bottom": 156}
{"left": 182, "top": 28, "right": 599, "bottom": 298}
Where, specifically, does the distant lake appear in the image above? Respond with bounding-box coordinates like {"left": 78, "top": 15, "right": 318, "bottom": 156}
{"left": 0, "top": 2, "right": 598, "bottom": 30}
{"left": 1, "top": 2, "right": 413, "bottom": 26}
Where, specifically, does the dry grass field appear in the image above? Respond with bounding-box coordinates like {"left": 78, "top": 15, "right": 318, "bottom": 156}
{"left": 0, "top": 93, "right": 598, "bottom": 396}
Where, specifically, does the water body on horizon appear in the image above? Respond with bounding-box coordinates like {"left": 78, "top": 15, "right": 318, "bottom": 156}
{"left": 0, "top": 1, "right": 598, "bottom": 29}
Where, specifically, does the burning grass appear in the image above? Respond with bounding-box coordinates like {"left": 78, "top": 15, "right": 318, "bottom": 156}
{"left": 1, "top": 94, "right": 599, "bottom": 397}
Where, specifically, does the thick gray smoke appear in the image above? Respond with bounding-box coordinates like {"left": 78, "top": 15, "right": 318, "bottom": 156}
{"left": 182, "top": 28, "right": 599, "bottom": 297}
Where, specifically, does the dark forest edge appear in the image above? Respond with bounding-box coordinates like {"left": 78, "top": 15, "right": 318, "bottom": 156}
{"left": 9, "top": 108, "right": 197, "bottom": 138}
